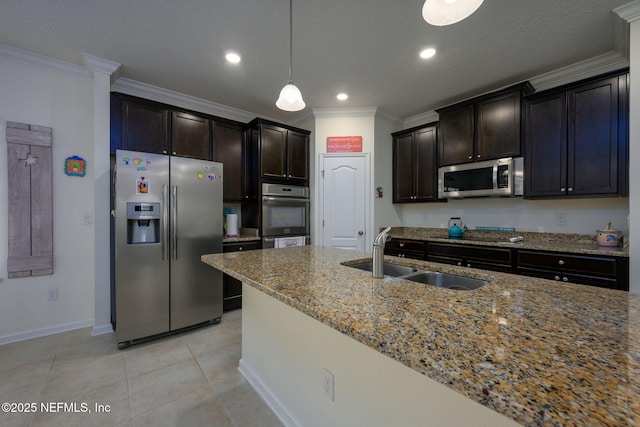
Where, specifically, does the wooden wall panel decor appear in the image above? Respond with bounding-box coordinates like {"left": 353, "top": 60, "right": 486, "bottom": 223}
{"left": 6, "top": 121, "right": 53, "bottom": 278}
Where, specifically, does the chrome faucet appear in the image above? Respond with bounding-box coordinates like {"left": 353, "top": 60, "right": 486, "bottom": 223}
{"left": 372, "top": 227, "right": 392, "bottom": 278}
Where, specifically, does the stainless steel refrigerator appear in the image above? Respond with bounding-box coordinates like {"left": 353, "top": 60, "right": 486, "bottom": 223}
{"left": 113, "top": 149, "right": 223, "bottom": 347}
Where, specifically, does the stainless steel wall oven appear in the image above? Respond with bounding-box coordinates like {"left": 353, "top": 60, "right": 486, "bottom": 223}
{"left": 262, "top": 183, "right": 310, "bottom": 247}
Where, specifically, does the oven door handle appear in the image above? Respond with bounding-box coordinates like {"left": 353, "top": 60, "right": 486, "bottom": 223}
{"left": 262, "top": 196, "right": 310, "bottom": 203}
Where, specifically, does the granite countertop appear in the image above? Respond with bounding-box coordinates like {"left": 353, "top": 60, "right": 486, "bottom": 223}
{"left": 202, "top": 246, "right": 640, "bottom": 426}
{"left": 388, "top": 227, "right": 629, "bottom": 258}
{"left": 223, "top": 227, "right": 261, "bottom": 244}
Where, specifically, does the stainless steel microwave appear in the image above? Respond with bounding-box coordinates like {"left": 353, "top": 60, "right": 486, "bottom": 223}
{"left": 438, "top": 157, "right": 524, "bottom": 199}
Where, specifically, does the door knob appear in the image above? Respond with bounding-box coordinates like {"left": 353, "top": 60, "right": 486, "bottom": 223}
{"left": 358, "top": 230, "right": 364, "bottom": 235}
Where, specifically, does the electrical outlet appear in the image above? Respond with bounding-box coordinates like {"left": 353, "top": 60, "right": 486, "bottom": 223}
{"left": 322, "top": 368, "right": 334, "bottom": 401}
{"left": 47, "top": 287, "right": 58, "bottom": 301}
{"left": 82, "top": 213, "right": 93, "bottom": 225}
{"left": 556, "top": 213, "right": 566, "bottom": 226}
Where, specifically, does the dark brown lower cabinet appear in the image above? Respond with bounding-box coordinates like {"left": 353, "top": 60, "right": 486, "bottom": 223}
{"left": 516, "top": 250, "right": 628, "bottom": 291}
{"left": 222, "top": 240, "right": 261, "bottom": 311}
{"left": 385, "top": 239, "right": 426, "bottom": 260}
{"left": 427, "top": 242, "right": 514, "bottom": 273}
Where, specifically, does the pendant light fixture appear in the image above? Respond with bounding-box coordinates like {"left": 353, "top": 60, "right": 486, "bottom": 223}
{"left": 276, "top": 0, "right": 306, "bottom": 111}
{"left": 422, "top": 0, "right": 484, "bottom": 26}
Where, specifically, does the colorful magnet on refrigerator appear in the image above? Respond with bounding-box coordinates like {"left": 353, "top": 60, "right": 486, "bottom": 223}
{"left": 136, "top": 177, "right": 149, "bottom": 194}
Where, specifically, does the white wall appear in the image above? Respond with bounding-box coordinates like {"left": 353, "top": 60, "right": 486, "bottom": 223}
{"left": 629, "top": 17, "right": 640, "bottom": 293}
{"left": 402, "top": 197, "right": 629, "bottom": 235}
{"left": 0, "top": 58, "right": 95, "bottom": 342}
{"left": 312, "top": 111, "right": 377, "bottom": 247}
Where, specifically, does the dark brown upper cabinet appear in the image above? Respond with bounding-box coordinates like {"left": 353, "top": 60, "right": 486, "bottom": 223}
{"left": 171, "top": 111, "right": 211, "bottom": 159}
{"left": 249, "top": 119, "right": 310, "bottom": 184}
{"left": 392, "top": 123, "right": 439, "bottom": 203}
{"left": 111, "top": 93, "right": 213, "bottom": 161}
{"left": 117, "top": 97, "right": 170, "bottom": 155}
{"left": 524, "top": 71, "right": 628, "bottom": 198}
{"left": 214, "top": 121, "right": 255, "bottom": 202}
{"left": 437, "top": 82, "right": 533, "bottom": 166}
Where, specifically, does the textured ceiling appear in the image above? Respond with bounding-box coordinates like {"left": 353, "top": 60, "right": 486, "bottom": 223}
{"left": 0, "top": 0, "right": 630, "bottom": 122}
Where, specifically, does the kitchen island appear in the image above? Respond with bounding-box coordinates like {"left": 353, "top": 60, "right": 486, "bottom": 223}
{"left": 202, "top": 246, "right": 640, "bottom": 426}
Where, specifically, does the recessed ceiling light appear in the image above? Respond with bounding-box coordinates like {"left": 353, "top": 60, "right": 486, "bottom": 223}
{"left": 337, "top": 93, "right": 348, "bottom": 101}
{"left": 225, "top": 52, "right": 241, "bottom": 64}
{"left": 420, "top": 48, "right": 437, "bottom": 59}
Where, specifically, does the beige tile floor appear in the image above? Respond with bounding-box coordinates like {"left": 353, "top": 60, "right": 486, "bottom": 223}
{"left": 0, "top": 309, "right": 283, "bottom": 427}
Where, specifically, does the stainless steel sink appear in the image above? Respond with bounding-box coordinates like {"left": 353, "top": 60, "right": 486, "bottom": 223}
{"left": 347, "top": 262, "right": 418, "bottom": 277}
{"left": 404, "top": 271, "right": 487, "bottom": 290}
{"left": 345, "top": 261, "right": 487, "bottom": 290}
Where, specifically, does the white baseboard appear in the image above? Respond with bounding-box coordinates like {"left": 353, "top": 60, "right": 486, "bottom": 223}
{"left": 0, "top": 319, "right": 94, "bottom": 345}
{"left": 238, "top": 358, "right": 302, "bottom": 427}
{"left": 91, "top": 323, "right": 114, "bottom": 336}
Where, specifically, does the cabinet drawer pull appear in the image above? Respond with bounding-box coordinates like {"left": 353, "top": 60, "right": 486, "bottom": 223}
{"left": 457, "top": 262, "right": 462, "bottom": 266}
{"left": 238, "top": 247, "right": 243, "bottom": 251}
{"left": 466, "top": 263, "right": 471, "bottom": 268}
{"left": 554, "top": 275, "right": 561, "bottom": 281}
{"left": 562, "top": 276, "right": 569, "bottom": 282}
{"left": 558, "top": 260, "right": 565, "bottom": 266}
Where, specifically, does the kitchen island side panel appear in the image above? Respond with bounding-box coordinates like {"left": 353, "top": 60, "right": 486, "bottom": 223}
{"left": 239, "top": 284, "right": 519, "bottom": 427}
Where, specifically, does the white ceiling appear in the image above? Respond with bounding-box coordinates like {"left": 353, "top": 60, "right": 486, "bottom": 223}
{"left": 0, "top": 0, "right": 631, "bottom": 123}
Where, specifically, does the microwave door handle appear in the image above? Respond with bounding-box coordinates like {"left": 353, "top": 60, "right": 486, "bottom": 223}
{"left": 492, "top": 162, "right": 499, "bottom": 190}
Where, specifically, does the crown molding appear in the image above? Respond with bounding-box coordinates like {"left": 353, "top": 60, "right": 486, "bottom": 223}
{"left": 0, "top": 43, "right": 91, "bottom": 80}
{"left": 111, "top": 77, "right": 257, "bottom": 123}
{"left": 312, "top": 107, "right": 378, "bottom": 119}
{"left": 81, "top": 53, "right": 121, "bottom": 83}
{"left": 614, "top": 0, "right": 640, "bottom": 22}
{"left": 403, "top": 110, "right": 440, "bottom": 130}
{"left": 529, "top": 51, "right": 628, "bottom": 92}
{"left": 403, "top": 51, "right": 629, "bottom": 128}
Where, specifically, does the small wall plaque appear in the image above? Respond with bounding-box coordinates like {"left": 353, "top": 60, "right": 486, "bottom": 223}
{"left": 64, "top": 155, "right": 86, "bottom": 177}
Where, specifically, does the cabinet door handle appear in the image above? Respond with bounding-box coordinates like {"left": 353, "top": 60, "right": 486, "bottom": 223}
{"left": 468, "top": 155, "right": 473, "bottom": 160}
{"left": 558, "top": 260, "right": 565, "bottom": 266}
{"left": 476, "top": 154, "right": 481, "bottom": 158}
{"left": 457, "top": 262, "right": 462, "bottom": 266}
{"left": 560, "top": 188, "right": 565, "bottom": 192}
{"left": 562, "top": 276, "right": 569, "bottom": 282}
{"left": 238, "top": 247, "right": 243, "bottom": 251}
{"left": 467, "top": 263, "right": 471, "bottom": 268}
{"left": 568, "top": 187, "right": 573, "bottom": 192}
{"left": 554, "top": 275, "right": 561, "bottom": 281}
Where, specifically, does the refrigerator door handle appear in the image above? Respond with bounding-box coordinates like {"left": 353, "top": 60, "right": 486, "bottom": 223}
{"left": 162, "top": 184, "right": 169, "bottom": 260}
{"left": 172, "top": 185, "right": 178, "bottom": 260}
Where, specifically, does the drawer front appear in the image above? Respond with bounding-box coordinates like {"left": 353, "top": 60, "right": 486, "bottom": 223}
{"left": 428, "top": 243, "right": 512, "bottom": 265}
{"left": 386, "top": 239, "right": 426, "bottom": 260}
{"left": 386, "top": 239, "right": 426, "bottom": 252}
{"left": 517, "top": 266, "right": 618, "bottom": 290}
{"left": 223, "top": 241, "right": 261, "bottom": 253}
{"left": 517, "top": 250, "right": 617, "bottom": 278}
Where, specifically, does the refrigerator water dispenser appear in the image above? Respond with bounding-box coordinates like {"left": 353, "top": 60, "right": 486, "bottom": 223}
{"left": 126, "top": 202, "right": 160, "bottom": 244}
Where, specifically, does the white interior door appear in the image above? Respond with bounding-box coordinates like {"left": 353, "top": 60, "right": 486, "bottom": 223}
{"left": 321, "top": 154, "right": 368, "bottom": 251}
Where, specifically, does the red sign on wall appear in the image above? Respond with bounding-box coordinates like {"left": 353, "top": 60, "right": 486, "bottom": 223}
{"left": 327, "top": 136, "right": 362, "bottom": 153}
